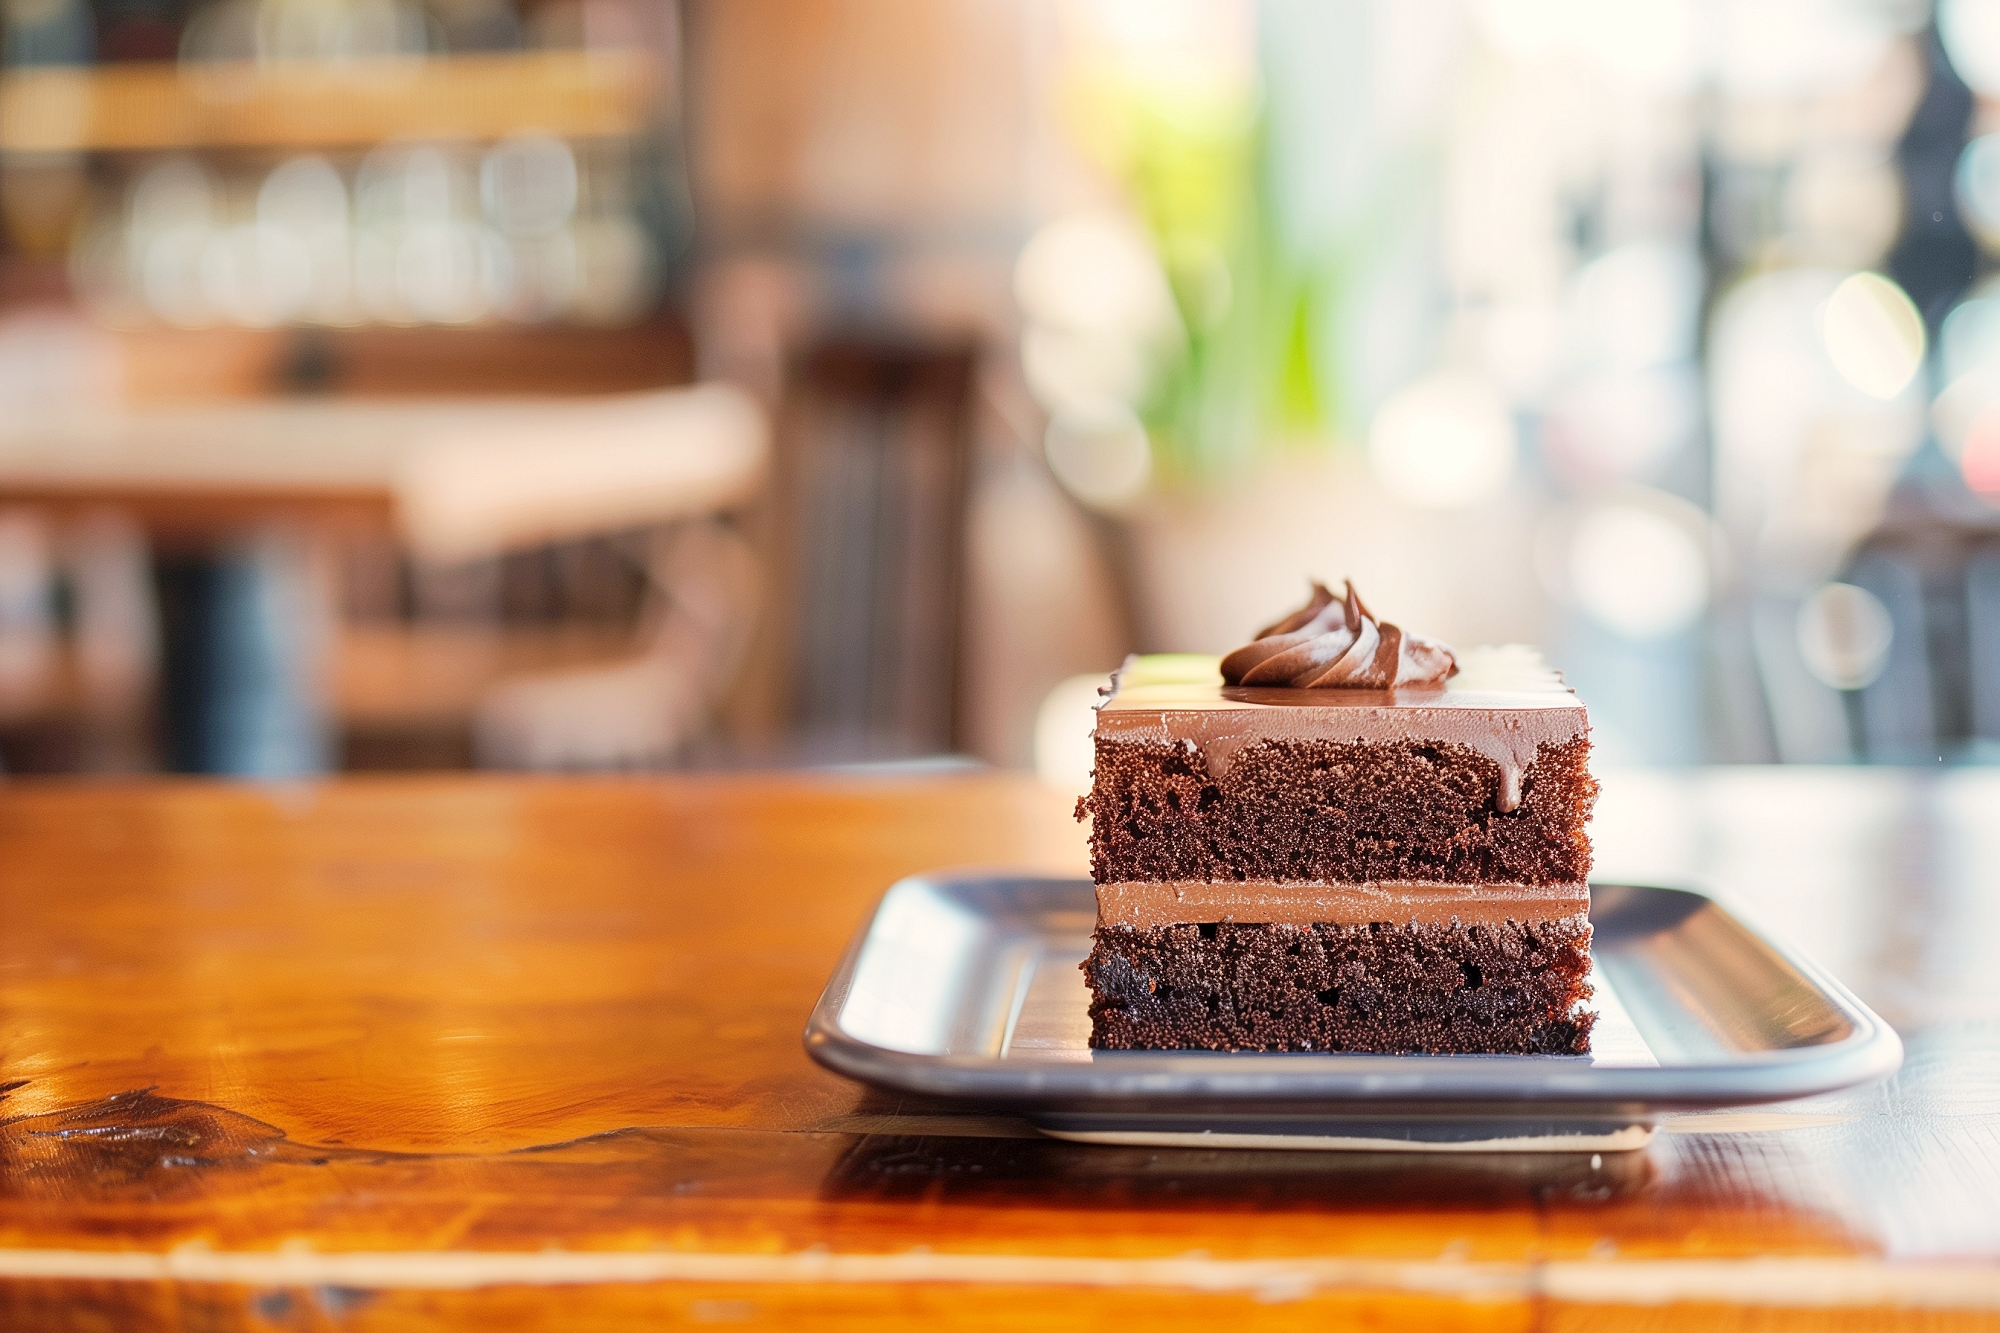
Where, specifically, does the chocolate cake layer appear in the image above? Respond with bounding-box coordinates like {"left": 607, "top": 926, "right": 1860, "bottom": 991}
{"left": 1095, "top": 879, "right": 1590, "bottom": 928}
{"left": 1079, "top": 646, "right": 1599, "bottom": 1055}
{"left": 1084, "top": 917, "right": 1596, "bottom": 1054}
{"left": 1085, "top": 733, "right": 1596, "bottom": 887}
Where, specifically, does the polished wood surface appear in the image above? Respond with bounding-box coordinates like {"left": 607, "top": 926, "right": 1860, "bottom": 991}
{"left": 0, "top": 770, "right": 1996, "bottom": 1330}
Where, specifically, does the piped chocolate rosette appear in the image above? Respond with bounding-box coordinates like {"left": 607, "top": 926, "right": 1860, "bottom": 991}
{"left": 1220, "top": 580, "right": 1457, "bottom": 689}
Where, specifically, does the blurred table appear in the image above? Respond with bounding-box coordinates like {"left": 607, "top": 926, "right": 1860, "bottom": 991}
{"left": 0, "top": 769, "right": 1996, "bottom": 1330}
{"left": 0, "top": 389, "right": 766, "bottom": 773}
{"left": 0, "top": 389, "right": 765, "bottom": 552}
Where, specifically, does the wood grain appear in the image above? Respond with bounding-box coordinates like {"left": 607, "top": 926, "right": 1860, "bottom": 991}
{"left": 0, "top": 773, "right": 1996, "bottom": 1331}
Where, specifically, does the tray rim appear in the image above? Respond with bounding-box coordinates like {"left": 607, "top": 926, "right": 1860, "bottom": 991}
{"left": 802, "top": 869, "right": 1904, "bottom": 1113}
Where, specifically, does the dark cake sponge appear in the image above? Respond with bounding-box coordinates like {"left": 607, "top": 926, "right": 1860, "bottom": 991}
{"left": 1083, "top": 917, "right": 1596, "bottom": 1054}
{"left": 1082, "top": 735, "right": 1597, "bottom": 887}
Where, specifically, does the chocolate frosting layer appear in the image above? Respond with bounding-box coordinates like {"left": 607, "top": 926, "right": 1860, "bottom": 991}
{"left": 1096, "top": 880, "right": 1591, "bottom": 928}
{"left": 1221, "top": 580, "right": 1455, "bottom": 689}
{"left": 1094, "top": 647, "right": 1586, "bottom": 813}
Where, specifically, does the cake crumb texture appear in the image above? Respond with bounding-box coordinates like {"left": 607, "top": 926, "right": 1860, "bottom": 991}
{"left": 1083, "top": 917, "right": 1596, "bottom": 1054}
{"left": 1084, "top": 736, "right": 1596, "bottom": 886}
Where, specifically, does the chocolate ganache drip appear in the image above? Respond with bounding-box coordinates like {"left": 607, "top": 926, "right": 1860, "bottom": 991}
{"left": 1220, "top": 580, "right": 1457, "bottom": 688}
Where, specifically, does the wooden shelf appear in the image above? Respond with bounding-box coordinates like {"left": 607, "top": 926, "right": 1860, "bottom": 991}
{"left": 0, "top": 49, "right": 662, "bottom": 153}
{"left": 112, "top": 320, "right": 695, "bottom": 402}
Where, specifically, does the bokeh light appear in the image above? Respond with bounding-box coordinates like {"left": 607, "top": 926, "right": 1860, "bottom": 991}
{"left": 1568, "top": 499, "right": 1710, "bottom": 640}
{"left": 1819, "top": 272, "right": 1925, "bottom": 400}
{"left": 1014, "top": 212, "right": 1183, "bottom": 423}
{"left": 1570, "top": 243, "right": 1702, "bottom": 372}
{"left": 1044, "top": 398, "right": 1152, "bottom": 511}
{"left": 66, "top": 128, "right": 637, "bottom": 330}
{"left": 200, "top": 222, "right": 313, "bottom": 327}
{"left": 482, "top": 134, "right": 579, "bottom": 238}
{"left": 1020, "top": 324, "right": 1153, "bottom": 418}
{"left": 1932, "top": 356, "right": 2000, "bottom": 466}
{"left": 1940, "top": 0, "right": 2000, "bottom": 97}
{"left": 1955, "top": 134, "right": 2000, "bottom": 247}
{"left": 1543, "top": 368, "right": 1701, "bottom": 485}
{"left": 1013, "top": 214, "right": 1182, "bottom": 354}
{"left": 257, "top": 155, "right": 353, "bottom": 324}
{"left": 1717, "top": 0, "right": 1900, "bottom": 98}
{"left": 1033, "top": 671, "right": 1110, "bottom": 796}
{"left": 1784, "top": 150, "right": 1904, "bottom": 267}
{"left": 1960, "top": 408, "right": 2000, "bottom": 498}
{"left": 1472, "top": 0, "right": 1702, "bottom": 92}
{"left": 1940, "top": 285, "right": 2000, "bottom": 382}
{"left": 1710, "top": 267, "right": 1926, "bottom": 563}
{"left": 1796, "top": 582, "right": 1894, "bottom": 689}
{"left": 1367, "top": 374, "right": 1517, "bottom": 509}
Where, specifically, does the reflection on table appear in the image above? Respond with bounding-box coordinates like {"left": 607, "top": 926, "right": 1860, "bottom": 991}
{"left": 0, "top": 768, "right": 1996, "bottom": 1327}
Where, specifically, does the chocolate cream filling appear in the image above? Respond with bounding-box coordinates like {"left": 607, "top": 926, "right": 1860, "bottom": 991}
{"left": 1095, "top": 880, "right": 1591, "bottom": 929}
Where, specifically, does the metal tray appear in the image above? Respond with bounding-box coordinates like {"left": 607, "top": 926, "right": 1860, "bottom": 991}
{"left": 803, "top": 873, "right": 1903, "bottom": 1152}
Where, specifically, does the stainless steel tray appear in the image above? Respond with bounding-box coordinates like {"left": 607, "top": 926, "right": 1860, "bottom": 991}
{"left": 803, "top": 873, "right": 1903, "bottom": 1152}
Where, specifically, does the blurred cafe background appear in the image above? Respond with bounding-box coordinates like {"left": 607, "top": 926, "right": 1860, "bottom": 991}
{"left": 0, "top": 0, "right": 1996, "bottom": 783}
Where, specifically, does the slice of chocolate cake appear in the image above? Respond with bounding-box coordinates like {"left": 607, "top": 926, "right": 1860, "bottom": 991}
{"left": 1078, "top": 581, "right": 1599, "bottom": 1055}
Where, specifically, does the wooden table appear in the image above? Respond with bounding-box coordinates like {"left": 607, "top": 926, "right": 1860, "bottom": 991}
{"left": 0, "top": 770, "right": 1996, "bottom": 1330}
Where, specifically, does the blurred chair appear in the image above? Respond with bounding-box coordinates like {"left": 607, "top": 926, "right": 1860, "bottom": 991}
{"left": 1969, "top": 546, "right": 2000, "bottom": 741}
{"left": 1834, "top": 512, "right": 2000, "bottom": 760}
{"left": 155, "top": 528, "right": 333, "bottom": 776}
{"left": 384, "top": 383, "right": 768, "bottom": 770}
{"left": 747, "top": 339, "right": 978, "bottom": 760}
{"left": 0, "top": 509, "right": 157, "bottom": 773}
{"left": 473, "top": 519, "right": 760, "bottom": 767}
{"left": 0, "top": 512, "right": 56, "bottom": 718}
